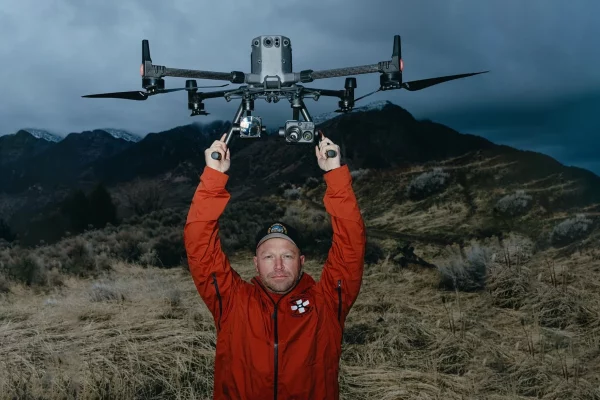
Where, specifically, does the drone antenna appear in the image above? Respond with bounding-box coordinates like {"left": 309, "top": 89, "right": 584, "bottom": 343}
{"left": 392, "top": 35, "right": 401, "bottom": 58}
{"left": 142, "top": 40, "right": 151, "bottom": 63}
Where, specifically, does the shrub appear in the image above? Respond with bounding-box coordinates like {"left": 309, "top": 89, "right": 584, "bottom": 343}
{"left": 63, "top": 238, "right": 97, "bottom": 276}
{"left": 406, "top": 168, "right": 450, "bottom": 200}
{"left": 88, "top": 282, "right": 125, "bottom": 303}
{"left": 364, "top": 240, "right": 385, "bottom": 264}
{"left": 494, "top": 190, "right": 533, "bottom": 217}
{"left": 304, "top": 177, "right": 320, "bottom": 189}
{"left": 550, "top": 214, "right": 593, "bottom": 246}
{"left": 283, "top": 187, "right": 302, "bottom": 200}
{"left": 438, "top": 245, "right": 490, "bottom": 292}
{"left": 112, "top": 230, "right": 146, "bottom": 262}
{"left": 350, "top": 169, "right": 369, "bottom": 181}
{"left": 153, "top": 231, "right": 186, "bottom": 268}
{"left": 121, "top": 178, "right": 167, "bottom": 217}
{"left": 4, "top": 253, "right": 45, "bottom": 286}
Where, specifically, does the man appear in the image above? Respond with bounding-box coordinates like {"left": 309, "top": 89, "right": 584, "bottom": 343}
{"left": 184, "top": 132, "right": 366, "bottom": 400}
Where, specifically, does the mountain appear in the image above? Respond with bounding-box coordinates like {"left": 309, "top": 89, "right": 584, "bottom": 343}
{"left": 90, "top": 121, "right": 232, "bottom": 185}
{"left": 0, "top": 130, "right": 55, "bottom": 166}
{"left": 2, "top": 102, "right": 600, "bottom": 247}
{"left": 22, "top": 128, "right": 62, "bottom": 142}
{"left": 0, "top": 129, "right": 134, "bottom": 193}
{"left": 100, "top": 128, "right": 142, "bottom": 143}
{"left": 312, "top": 99, "right": 395, "bottom": 124}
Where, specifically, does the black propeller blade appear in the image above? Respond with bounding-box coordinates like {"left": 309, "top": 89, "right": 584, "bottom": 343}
{"left": 401, "top": 71, "right": 488, "bottom": 91}
{"left": 83, "top": 91, "right": 151, "bottom": 101}
{"left": 82, "top": 84, "right": 229, "bottom": 101}
{"left": 334, "top": 71, "right": 488, "bottom": 112}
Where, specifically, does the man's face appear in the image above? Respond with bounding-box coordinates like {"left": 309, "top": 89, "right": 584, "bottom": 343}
{"left": 253, "top": 238, "right": 305, "bottom": 294}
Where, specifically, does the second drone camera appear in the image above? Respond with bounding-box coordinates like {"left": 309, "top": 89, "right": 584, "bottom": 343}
{"left": 239, "top": 116, "right": 315, "bottom": 144}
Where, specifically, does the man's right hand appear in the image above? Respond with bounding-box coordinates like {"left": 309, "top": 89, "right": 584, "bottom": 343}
{"left": 205, "top": 133, "right": 231, "bottom": 173}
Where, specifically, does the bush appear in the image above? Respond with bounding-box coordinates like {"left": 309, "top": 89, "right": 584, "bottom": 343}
{"left": 406, "top": 168, "right": 450, "bottom": 200}
{"left": 350, "top": 169, "right": 370, "bottom": 181}
{"left": 283, "top": 187, "right": 302, "bottom": 200}
{"left": 364, "top": 240, "right": 385, "bottom": 264}
{"left": 63, "top": 238, "right": 98, "bottom": 276}
{"left": 438, "top": 245, "right": 489, "bottom": 292}
{"left": 121, "top": 178, "right": 167, "bottom": 217}
{"left": 550, "top": 214, "right": 593, "bottom": 246}
{"left": 494, "top": 190, "right": 533, "bottom": 217}
{"left": 153, "top": 232, "right": 186, "bottom": 268}
{"left": 4, "top": 253, "right": 45, "bottom": 286}
{"left": 304, "top": 177, "right": 320, "bottom": 189}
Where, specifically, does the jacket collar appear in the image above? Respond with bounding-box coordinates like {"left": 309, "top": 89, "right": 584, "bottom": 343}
{"left": 251, "top": 271, "right": 316, "bottom": 305}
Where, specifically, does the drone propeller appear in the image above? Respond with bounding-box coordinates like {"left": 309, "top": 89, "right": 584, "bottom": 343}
{"left": 82, "top": 84, "right": 229, "bottom": 101}
{"left": 400, "top": 71, "right": 488, "bottom": 91}
{"left": 334, "top": 70, "right": 488, "bottom": 112}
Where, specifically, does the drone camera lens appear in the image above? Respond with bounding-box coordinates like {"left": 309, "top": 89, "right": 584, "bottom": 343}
{"left": 283, "top": 39, "right": 289, "bottom": 46}
{"left": 303, "top": 131, "right": 313, "bottom": 141}
{"left": 264, "top": 37, "right": 273, "bottom": 47}
{"left": 253, "top": 40, "right": 259, "bottom": 46}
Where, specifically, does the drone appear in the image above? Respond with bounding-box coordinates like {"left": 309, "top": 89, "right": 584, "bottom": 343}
{"left": 83, "top": 35, "right": 488, "bottom": 160}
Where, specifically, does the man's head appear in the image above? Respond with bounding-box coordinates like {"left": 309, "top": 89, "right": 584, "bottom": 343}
{"left": 253, "top": 222, "right": 305, "bottom": 294}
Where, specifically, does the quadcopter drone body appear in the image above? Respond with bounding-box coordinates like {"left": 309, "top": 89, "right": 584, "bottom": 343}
{"left": 83, "top": 35, "right": 488, "bottom": 160}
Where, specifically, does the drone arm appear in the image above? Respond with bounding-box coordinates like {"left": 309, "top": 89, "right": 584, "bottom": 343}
{"left": 143, "top": 61, "right": 246, "bottom": 83}
{"left": 299, "top": 64, "right": 380, "bottom": 82}
{"left": 197, "top": 89, "right": 237, "bottom": 100}
{"left": 163, "top": 67, "right": 246, "bottom": 83}
{"left": 301, "top": 88, "right": 345, "bottom": 98}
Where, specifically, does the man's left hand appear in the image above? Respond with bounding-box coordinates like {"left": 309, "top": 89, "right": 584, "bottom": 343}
{"left": 315, "top": 134, "right": 341, "bottom": 172}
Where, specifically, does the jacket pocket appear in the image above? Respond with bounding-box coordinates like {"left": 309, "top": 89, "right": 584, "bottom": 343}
{"left": 211, "top": 272, "right": 223, "bottom": 331}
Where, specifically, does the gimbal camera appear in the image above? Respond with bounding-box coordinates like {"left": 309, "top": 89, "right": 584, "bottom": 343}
{"left": 83, "top": 35, "right": 488, "bottom": 161}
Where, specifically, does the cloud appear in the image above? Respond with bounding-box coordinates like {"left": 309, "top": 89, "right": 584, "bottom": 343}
{"left": 0, "top": 0, "right": 598, "bottom": 174}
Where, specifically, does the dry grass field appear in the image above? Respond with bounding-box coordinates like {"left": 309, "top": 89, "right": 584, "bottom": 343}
{"left": 1, "top": 235, "right": 600, "bottom": 399}
{"left": 2, "top": 159, "right": 600, "bottom": 399}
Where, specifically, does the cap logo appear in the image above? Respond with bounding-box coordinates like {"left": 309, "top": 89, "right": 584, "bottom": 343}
{"left": 268, "top": 223, "right": 287, "bottom": 235}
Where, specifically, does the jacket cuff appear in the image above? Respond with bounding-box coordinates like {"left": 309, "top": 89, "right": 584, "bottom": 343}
{"left": 323, "top": 164, "right": 351, "bottom": 189}
{"left": 200, "top": 166, "right": 229, "bottom": 190}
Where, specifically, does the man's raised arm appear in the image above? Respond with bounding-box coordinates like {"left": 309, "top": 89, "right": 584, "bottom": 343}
{"left": 183, "top": 135, "right": 243, "bottom": 331}
{"left": 313, "top": 134, "right": 367, "bottom": 326}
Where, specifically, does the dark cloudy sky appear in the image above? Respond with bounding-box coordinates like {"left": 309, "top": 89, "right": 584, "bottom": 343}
{"left": 1, "top": 0, "right": 599, "bottom": 175}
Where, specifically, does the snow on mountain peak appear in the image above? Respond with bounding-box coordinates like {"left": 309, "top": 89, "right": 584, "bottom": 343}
{"left": 23, "top": 128, "right": 62, "bottom": 142}
{"left": 100, "top": 128, "right": 142, "bottom": 142}
{"left": 312, "top": 100, "right": 395, "bottom": 124}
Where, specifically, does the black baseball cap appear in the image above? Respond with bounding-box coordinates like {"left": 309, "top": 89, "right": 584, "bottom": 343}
{"left": 255, "top": 222, "right": 302, "bottom": 253}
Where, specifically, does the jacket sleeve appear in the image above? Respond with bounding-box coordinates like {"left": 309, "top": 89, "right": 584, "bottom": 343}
{"left": 317, "top": 164, "right": 366, "bottom": 326}
{"left": 183, "top": 166, "right": 244, "bottom": 330}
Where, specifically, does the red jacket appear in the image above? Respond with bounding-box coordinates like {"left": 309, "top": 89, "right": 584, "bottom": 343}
{"left": 184, "top": 164, "right": 366, "bottom": 400}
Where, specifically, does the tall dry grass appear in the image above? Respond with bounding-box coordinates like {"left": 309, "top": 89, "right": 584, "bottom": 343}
{"left": 1, "top": 229, "right": 600, "bottom": 399}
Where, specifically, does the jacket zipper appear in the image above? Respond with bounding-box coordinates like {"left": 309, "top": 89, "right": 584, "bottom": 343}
{"left": 255, "top": 279, "right": 301, "bottom": 400}
{"left": 211, "top": 273, "right": 223, "bottom": 331}
{"left": 337, "top": 280, "right": 342, "bottom": 322}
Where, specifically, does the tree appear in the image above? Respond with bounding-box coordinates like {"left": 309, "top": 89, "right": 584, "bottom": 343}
{"left": 0, "top": 218, "right": 16, "bottom": 242}
{"left": 60, "top": 189, "right": 91, "bottom": 233}
{"left": 122, "top": 178, "right": 166, "bottom": 217}
{"left": 89, "top": 183, "right": 118, "bottom": 228}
